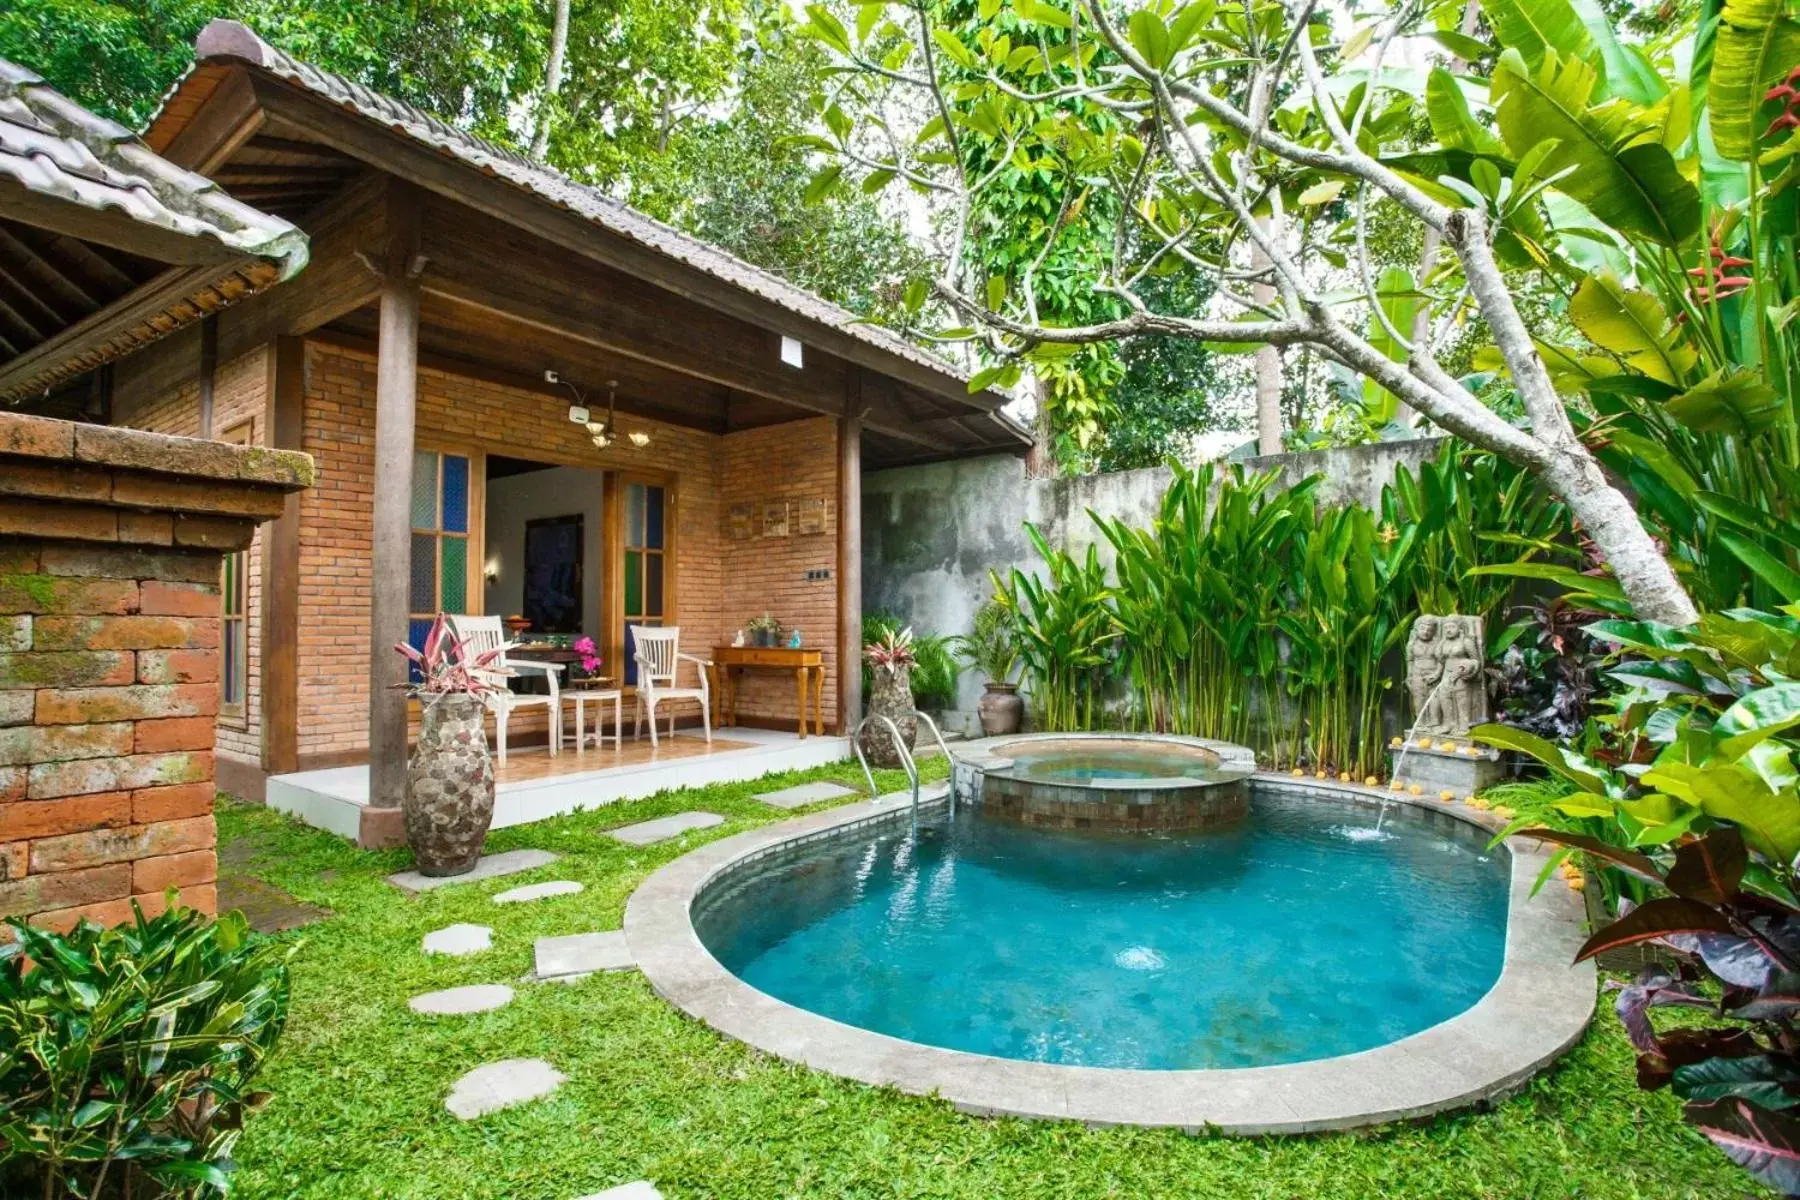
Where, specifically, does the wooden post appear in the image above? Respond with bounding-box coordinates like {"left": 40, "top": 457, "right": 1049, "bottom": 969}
{"left": 836, "top": 372, "right": 863, "bottom": 735}
{"left": 260, "top": 335, "right": 304, "bottom": 776}
{"left": 368, "top": 183, "right": 422, "bottom": 813}
{"left": 198, "top": 315, "right": 218, "bottom": 438}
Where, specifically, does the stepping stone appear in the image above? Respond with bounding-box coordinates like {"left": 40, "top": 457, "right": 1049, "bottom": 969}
{"left": 445, "top": 1058, "right": 565, "bottom": 1119}
{"left": 753, "top": 780, "right": 859, "bottom": 809}
{"left": 535, "top": 930, "right": 633, "bottom": 980}
{"left": 388, "top": 849, "right": 560, "bottom": 894}
{"left": 409, "top": 984, "right": 514, "bottom": 1015}
{"left": 423, "top": 923, "right": 492, "bottom": 957}
{"left": 576, "top": 1184, "right": 662, "bottom": 1200}
{"left": 605, "top": 811, "right": 723, "bottom": 846}
{"left": 494, "top": 880, "right": 584, "bottom": 904}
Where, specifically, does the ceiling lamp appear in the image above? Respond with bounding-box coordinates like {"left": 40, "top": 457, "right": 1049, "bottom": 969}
{"left": 579, "top": 380, "right": 649, "bottom": 451}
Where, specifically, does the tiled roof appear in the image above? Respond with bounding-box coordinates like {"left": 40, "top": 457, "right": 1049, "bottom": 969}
{"left": 184, "top": 20, "right": 1008, "bottom": 410}
{"left": 0, "top": 57, "right": 308, "bottom": 277}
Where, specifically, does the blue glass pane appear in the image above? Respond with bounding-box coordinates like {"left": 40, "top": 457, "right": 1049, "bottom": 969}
{"left": 624, "top": 623, "right": 638, "bottom": 686}
{"left": 410, "top": 451, "right": 438, "bottom": 530}
{"left": 645, "top": 485, "right": 664, "bottom": 549}
{"left": 441, "top": 455, "right": 469, "bottom": 533}
{"left": 646, "top": 554, "right": 664, "bottom": 617}
{"left": 407, "top": 618, "right": 433, "bottom": 684}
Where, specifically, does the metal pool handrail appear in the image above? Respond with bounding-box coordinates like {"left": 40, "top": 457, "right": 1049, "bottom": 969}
{"left": 852, "top": 714, "right": 917, "bottom": 807}
{"left": 911, "top": 710, "right": 957, "bottom": 819}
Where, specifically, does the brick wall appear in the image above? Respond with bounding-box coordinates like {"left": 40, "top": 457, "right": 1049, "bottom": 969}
{"left": 720, "top": 418, "right": 842, "bottom": 727}
{"left": 0, "top": 413, "right": 310, "bottom": 933}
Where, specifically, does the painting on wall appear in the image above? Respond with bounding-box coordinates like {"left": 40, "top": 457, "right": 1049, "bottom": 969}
{"left": 725, "top": 502, "right": 754, "bottom": 541}
{"left": 796, "top": 496, "right": 827, "bottom": 536}
{"left": 762, "top": 501, "right": 790, "bottom": 538}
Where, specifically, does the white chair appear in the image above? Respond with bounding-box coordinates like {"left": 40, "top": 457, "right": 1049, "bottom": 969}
{"left": 631, "top": 625, "right": 711, "bottom": 748}
{"left": 445, "top": 614, "right": 563, "bottom": 765}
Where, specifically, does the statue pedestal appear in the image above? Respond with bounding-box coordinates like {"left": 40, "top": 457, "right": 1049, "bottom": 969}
{"left": 1388, "top": 740, "right": 1507, "bottom": 800}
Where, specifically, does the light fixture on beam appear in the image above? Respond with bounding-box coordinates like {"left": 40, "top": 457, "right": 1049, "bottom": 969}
{"left": 548, "top": 371, "right": 649, "bottom": 451}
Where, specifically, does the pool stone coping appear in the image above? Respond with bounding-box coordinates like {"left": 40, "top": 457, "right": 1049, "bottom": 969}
{"left": 624, "top": 771, "right": 1595, "bottom": 1134}
{"left": 953, "top": 731, "right": 1258, "bottom": 792}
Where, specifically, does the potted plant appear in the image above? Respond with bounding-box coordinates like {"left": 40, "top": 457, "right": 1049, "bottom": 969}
{"left": 394, "top": 615, "right": 506, "bottom": 876}
{"left": 954, "top": 599, "right": 1023, "bottom": 736}
{"left": 747, "top": 611, "right": 781, "bottom": 647}
{"left": 571, "top": 635, "right": 604, "bottom": 683}
{"left": 859, "top": 626, "right": 918, "bottom": 767}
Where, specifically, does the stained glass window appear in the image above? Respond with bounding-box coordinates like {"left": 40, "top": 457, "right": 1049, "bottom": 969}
{"left": 621, "top": 481, "right": 668, "bottom": 686}
{"left": 409, "top": 451, "right": 473, "bottom": 646}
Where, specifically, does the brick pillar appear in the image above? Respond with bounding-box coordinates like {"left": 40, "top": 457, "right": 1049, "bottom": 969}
{"left": 0, "top": 413, "right": 311, "bottom": 933}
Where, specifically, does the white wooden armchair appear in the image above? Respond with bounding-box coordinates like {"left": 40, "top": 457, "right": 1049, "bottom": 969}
{"left": 631, "top": 626, "right": 711, "bottom": 748}
{"left": 445, "top": 614, "right": 563, "bottom": 765}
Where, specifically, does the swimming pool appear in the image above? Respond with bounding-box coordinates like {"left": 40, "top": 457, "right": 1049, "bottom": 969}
{"left": 695, "top": 790, "right": 1509, "bottom": 1070}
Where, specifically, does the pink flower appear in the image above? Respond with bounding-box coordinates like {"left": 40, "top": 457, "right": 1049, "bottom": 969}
{"left": 573, "top": 636, "right": 602, "bottom": 674}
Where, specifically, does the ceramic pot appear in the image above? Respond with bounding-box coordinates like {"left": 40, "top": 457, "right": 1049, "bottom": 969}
{"left": 404, "top": 692, "right": 496, "bottom": 876}
{"left": 977, "top": 681, "right": 1024, "bottom": 736}
{"left": 859, "top": 663, "right": 917, "bottom": 767}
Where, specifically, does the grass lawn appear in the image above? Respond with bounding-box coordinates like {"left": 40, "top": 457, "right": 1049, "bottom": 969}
{"left": 219, "top": 756, "right": 1759, "bottom": 1200}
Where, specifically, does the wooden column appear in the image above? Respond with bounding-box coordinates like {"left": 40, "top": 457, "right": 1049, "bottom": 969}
{"left": 260, "top": 335, "right": 304, "bottom": 776}
{"left": 197, "top": 315, "right": 219, "bottom": 438}
{"left": 368, "top": 183, "right": 422, "bottom": 813}
{"left": 836, "top": 373, "right": 864, "bottom": 734}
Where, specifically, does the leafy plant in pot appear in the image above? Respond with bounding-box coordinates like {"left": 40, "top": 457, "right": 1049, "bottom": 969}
{"left": 394, "top": 614, "right": 506, "bottom": 876}
{"left": 747, "top": 611, "right": 781, "bottom": 648}
{"left": 860, "top": 626, "right": 918, "bottom": 767}
{"left": 954, "top": 599, "right": 1023, "bottom": 735}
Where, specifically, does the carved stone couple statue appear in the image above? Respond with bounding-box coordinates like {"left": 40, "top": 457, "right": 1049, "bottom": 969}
{"left": 1405, "top": 614, "right": 1489, "bottom": 738}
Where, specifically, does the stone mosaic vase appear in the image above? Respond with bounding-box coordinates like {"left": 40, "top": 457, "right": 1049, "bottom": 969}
{"left": 405, "top": 692, "right": 496, "bottom": 877}
{"left": 859, "top": 664, "right": 917, "bottom": 768}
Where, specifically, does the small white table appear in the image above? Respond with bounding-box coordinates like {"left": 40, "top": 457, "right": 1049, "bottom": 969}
{"left": 565, "top": 679, "right": 624, "bottom": 750}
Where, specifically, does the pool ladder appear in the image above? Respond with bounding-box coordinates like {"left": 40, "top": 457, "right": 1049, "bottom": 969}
{"left": 851, "top": 709, "right": 955, "bottom": 834}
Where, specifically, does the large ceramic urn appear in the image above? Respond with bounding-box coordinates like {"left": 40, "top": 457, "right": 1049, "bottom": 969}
{"left": 405, "top": 692, "right": 496, "bottom": 876}
{"left": 858, "top": 663, "right": 918, "bottom": 767}
{"left": 977, "top": 681, "right": 1024, "bottom": 736}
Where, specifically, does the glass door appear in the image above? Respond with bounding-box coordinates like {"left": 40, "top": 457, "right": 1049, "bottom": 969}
{"left": 407, "top": 449, "right": 473, "bottom": 669}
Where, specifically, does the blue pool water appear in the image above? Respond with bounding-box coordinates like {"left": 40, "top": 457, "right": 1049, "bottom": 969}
{"left": 696, "top": 793, "right": 1510, "bottom": 1069}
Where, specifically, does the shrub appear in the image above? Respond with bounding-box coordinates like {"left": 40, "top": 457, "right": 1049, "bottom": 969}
{"left": 0, "top": 899, "right": 293, "bottom": 1199}
{"left": 863, "top": 611, "right": 959, "bottom": 710}
{"left": 951, "top": 599, "right": 1018, "bottom": 685}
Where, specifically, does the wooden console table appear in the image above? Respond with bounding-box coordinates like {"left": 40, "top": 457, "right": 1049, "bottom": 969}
{"left": 711, "top": 645, "right": 825, "bottom": 737}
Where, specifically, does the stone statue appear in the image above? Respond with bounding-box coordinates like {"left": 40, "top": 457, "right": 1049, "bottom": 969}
{"left": 1405, "top": 614, "right": 1488, "bottom": 737}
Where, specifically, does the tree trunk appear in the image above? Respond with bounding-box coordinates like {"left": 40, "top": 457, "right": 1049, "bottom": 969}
{"left": 1252, "top": 215, "right": 1284, "bottom": 455}
{"left": 1540, "top": 444, "right": 1699, "bottom": 626}
{"left": 530, "top": 0, "right": 570, "bottom": 161}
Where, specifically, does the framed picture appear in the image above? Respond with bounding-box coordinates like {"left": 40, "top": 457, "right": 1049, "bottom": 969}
{"left": 796, "top": 496, "right": 827, "bottom": 536}
{"left": 762, "top": 501, "right": 790, "bottom": 538}
{"left": 725, "top": 502, "right": 754, "bottom": 541}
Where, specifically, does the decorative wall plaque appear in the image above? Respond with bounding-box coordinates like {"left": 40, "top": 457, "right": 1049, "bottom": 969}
{"left": 725, "top": 502, "right": 754, "bottom": 541}
{"left": 796, "top": 496, "right": 827, "bottom": 536}
{"left": 762, "top": 501, "right": 790, "bottom": 538}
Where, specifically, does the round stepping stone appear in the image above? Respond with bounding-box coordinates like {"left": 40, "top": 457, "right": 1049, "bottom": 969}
{"left": 576, "top": 1184, "right": 663, "bottom": 1200}
{"left": 494, "top": 880, "right": 584, "bottom": 904}
{"left": 445, "top": 1058, "right": 566, "bottom": 1119}
{"left": 409, "top": 984, "right": 514, "bottom": 1015}
{"left": 423, "top": 923, "right": 492, "bottom": 957}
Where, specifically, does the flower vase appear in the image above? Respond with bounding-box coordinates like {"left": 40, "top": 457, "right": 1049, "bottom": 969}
{"left": 858, "top": 663, "right": 917, "bottom": 767}
{"left": 404, "top": 692, "right": 496, "bottom": 876}
{"left": 978, "top": 681, "right": 1024, "bottom": 735}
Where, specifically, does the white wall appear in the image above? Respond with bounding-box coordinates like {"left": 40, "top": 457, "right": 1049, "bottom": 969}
{"left": 483, "top": 466, "right": 607, "bottom": 636}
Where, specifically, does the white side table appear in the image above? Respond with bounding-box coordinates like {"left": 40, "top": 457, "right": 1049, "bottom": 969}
{"left": 566, "top": 682, "right": 624, "bottom": 750}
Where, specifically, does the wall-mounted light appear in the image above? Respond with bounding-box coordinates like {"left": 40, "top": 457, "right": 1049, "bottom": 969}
{"left": 484, "top": 558, "right": 500, "bottom": 582}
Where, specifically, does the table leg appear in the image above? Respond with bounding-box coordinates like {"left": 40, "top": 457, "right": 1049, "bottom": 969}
{"left": 812, "top": 666, "right": 824, "bottom": 737}
{"left": 794, "top": 667, "right": 809, "bottom": 737}
{"left": 708, "top": 664, "right": 722, "bottom": 728}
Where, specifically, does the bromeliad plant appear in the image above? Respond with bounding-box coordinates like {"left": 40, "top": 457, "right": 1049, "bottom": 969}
{"left": 0, "top": 899, "right": 293, "bottom": 1199}
{"left": 393, "top": 613, "right": 507, "bottom": 698}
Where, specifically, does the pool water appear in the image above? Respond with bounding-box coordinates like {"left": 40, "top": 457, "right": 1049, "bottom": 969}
{"left": 998, "top": 743, "right": 1244, "bottom": 784}
{"left": 696, "top": 794, "right": 1509, "bottom": 1070}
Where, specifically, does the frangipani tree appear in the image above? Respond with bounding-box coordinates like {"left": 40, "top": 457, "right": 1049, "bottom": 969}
{"left": 798, "top": 0, "right": 1798, "bottom": 627}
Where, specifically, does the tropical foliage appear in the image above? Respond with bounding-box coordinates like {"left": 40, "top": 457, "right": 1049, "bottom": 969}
{"left": 864, "top": 614, "right": 962, "bottom": 708}
{"left": 0, "top": 900, "right": 293, "bottom": 1198}
{"left": 951, "top": 598, "right": 1019, "bottom": 684}
{"left": 996, "top": 443, "right": 1569, "bottom": 776}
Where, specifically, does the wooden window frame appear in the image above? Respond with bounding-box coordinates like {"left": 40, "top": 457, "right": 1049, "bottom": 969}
{"left": 606, "top": 471, "right": 679, "bottom": 692}
{"left": 407, "top": 445, "right": 485, "bottom": 626}
{"left": 218, "top": 420, "right": 253, "bottom": 727}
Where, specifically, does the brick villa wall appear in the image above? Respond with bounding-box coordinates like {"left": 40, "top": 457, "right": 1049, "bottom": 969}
{"left": 720, "top": 417, "right": 843, "bottom": 729}
{"left": 0, "top": 414, "right": 309, "bottom": 933}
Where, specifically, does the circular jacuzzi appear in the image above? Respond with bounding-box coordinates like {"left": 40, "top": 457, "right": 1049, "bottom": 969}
{"left": 624, "top": 750, "right": 1596, "bottom": 1132}
{"left": 968, "top": 733, "right": 1254, "bottom": 831}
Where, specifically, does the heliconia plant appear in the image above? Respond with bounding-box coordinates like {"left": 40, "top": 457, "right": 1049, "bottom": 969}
{"left": 394, "top": 613, "right": 507, "bottom": 697}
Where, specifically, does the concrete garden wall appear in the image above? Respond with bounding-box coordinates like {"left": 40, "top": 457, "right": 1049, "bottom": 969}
{"left": 862, "top": 439, "right": 1445, "bottom": 732}
{"left": 0, "top": 413, "right": 310, "bottom": 933}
